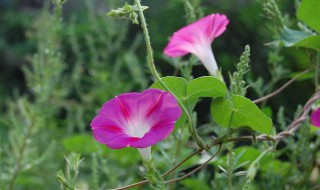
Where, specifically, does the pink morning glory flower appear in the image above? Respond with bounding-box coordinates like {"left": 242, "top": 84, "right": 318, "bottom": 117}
{"left": 90, "top": 89, "right": 182, "bottom": 161}
{"left": 311, "top": 108, "right": 320, "bottom": 127}
{"left": 164, "top": 14, "right": 229, "bottom": 76}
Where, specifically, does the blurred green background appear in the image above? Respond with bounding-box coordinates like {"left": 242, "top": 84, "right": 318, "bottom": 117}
{"left": 0, "top": 0, "right": 313, "bottom": 115}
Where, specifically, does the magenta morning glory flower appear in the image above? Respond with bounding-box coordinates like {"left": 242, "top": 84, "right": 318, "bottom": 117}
{"left": 164, "top": 14, "right": 229, "bottom": 76}
{"left": 90, "top": 89, "right": 182, "bottom": 161}
{"left": 311, "top": 108, "right": 320, "bottom": 127}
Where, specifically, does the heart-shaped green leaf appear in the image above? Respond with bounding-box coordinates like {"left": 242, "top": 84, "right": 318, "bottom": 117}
{"left": 211, "top": 95, "right": 273, "bottom": 134}
{"left": 150, "top": 76, "right": 188, "bottom": 102}
{"left": 150, "top": 76, "right": 227, "bottom": 101}
{"left": 151, "top": 76, "right": 227, "bottom": 129}
{"left": 187, "top": 76, "right": 227, "bottom": 99}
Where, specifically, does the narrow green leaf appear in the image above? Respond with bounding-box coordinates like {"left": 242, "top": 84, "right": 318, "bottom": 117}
{"left": 124, "top": 52, "right": 147, "bottom": 89}
{"left": 297, "top": 0, "right": 320, "bottom": 33}
{"left": 211, "top": 95, "right": 273, "bottom": 134}
{"left": 187, "top": 76, "right": 227, "bottom": 99}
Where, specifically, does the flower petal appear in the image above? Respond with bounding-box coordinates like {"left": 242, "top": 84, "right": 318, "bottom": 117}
{"left": 200, "top": 14, "right": 229, "bottom": 42}
{"left": 129, "top": 121, "right": 176, "bottom": 148}
{"left": 90, "top": 115, "right": 138, "bottom": 149}
{"left": 311, "top": 108, "right": 320, "bottom": 127}
{"left": 138, "top": 89, "right": 182, "bottom": 123}
{"left": 164, "top": 13, "right": 229, "bottom": 58}
{"left": 98, "top": 92, "right": 141, "bottom": 127}
{"left": 93, "top": 128, "right": 137, "bottom": 149}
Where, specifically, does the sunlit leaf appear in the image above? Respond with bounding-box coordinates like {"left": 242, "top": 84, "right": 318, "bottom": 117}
{"left": 297, "top": 0, "right": 320, "bottom": 33}
{"left": 150, "top": 76, "right": 227, "bottom": 101}
{"left": 150, "top": 76, "right": 188, "bottom": 102}
{"left": 150, "top": 76, "right": 227, "bottom": 129}
{"left": 187, "top": 76, "right": 227, "bottom": 99}
{"left": 211, "top": 95, "right": 273, "bottom": 134}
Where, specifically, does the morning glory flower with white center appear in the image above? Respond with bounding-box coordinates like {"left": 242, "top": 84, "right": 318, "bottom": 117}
{"left": 164, "top": 14, "right": 229, "bottom": 76}
{"left": 90, "top": 89, "right": 181, "bottom": 161}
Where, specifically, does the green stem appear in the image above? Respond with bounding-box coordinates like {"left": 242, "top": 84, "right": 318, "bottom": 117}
{"left": 227, "top": 110, "right": 235, "bottom": 190}
{"left": 144, "top": 161, "right": 165, "bottom": 190}
{"left": 8, "top": 115, "right": 35, "bottom": 190}
{"left": 135, "top": 0, "right": 205, "bottom": 149}
{"left": 169, "top": 129, "right": 183, "bottom": 190}
{"left": 227, "top": 141, "right": 234, "bottom": 190}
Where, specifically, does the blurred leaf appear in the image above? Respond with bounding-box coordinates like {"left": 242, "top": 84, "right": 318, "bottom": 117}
{"left": 260, "top": 160, "right": 293, "bottom": 176}
{"left": 215, "top": 146, "right": 262, "bottom": 169}
{"left": 187, "top": 77, "right": 227, "bottom": 99}
{"left": 211, "top": 95, "right": 273, "bottom": 134}
{"left": 51, "top": 0, "right": 67, "bottom": 4}
{"left": 280, "top": 27, "right": 309, "bottom": 45}
{"left": 294, "top": 35, "right": 320, "bottom": 51}
{"left": 16, "top": 174, "right": 44, "bottom": 186}
{"left": 289, "top": 71, "right": 314, "bottom": 81}
{"left": 310, "top": 125, "right": 320, "bottom": 134}
{"left": 262, "top": 106, "right": 273, "bottom": 118}
{"left": 280, "top": 27, "right": 320, "bottom": 51}
{"left": 124, "top": 52, "right": 147, "bottom": 89}
{"left": 181, "top": 178, "right": 210, "bottom": 190}
{"left": 63, "top": 134, "right": 100, "bottom": 154}
{"left": 112, "top": 148, "right": 140, "bottom": 166}
{"left": 234, "top": 147, "right": 261, "bottom": 166}
{"left": 297, "top": 0, "right": 320, "bottom": 33}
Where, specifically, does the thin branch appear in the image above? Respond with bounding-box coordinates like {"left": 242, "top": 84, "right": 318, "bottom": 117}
{"left": 253, "top": 69, "right": 310, "bottom": 104}
{"left": 162, "top": 149, "right": 201, "bottom": 177}
{"left": 108, "top": 180, "right": 148, "bottom": 190}
{"left": 164, "top": 144, "right": 222, "bottom": 184}
{"left": 108, "top": 149, "right": 202, "bottom": 190}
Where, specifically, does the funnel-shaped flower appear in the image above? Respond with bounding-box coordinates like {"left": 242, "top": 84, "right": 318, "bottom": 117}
{"left": 311, "top": 108, "right": 320, "bottom": 127}
{"left": 164, "top": 14, "right": 229, "bottom": 75}
{"left": 90, "top": 89, "right": 181, "bottom": 160}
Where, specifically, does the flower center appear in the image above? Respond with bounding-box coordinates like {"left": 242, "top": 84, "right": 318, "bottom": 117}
{"left": 126, "top": 119, "right": 151, "bottom": 138}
